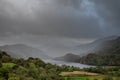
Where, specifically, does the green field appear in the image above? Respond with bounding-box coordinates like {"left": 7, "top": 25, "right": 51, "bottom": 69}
{"left": 60, "top": 71, "right": 120, "bottom": 80}
{"left": 2, "top": 63, "right": 16, "bottom": 68}
{"left": 63, "top": 76, "right": 120, "bottom": 80}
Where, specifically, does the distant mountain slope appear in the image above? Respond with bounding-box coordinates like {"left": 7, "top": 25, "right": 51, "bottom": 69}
{"left": 0, "top": 44, "right": 50, "bottom": 59}
{"left": 75, "top": 36, "right": 118, "bottom": 56}
{"left": 55, "top": 36, "right": 120, "bottom": 66}
{"left": 54, "top": 53, "right": 80, "bottom": 62}
{"left": 80, "top": 37, "right": 120, "bottom": 66}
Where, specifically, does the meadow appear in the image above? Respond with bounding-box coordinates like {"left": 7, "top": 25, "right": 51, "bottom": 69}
{"left": 63, "top": 77, "right": 119, "bottom": 80}
{"left": 61, "top": 71, "right": 120, "bottom": 80}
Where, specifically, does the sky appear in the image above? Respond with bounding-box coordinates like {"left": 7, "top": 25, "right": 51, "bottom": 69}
{"left": 0, "top": 0, "right": 120, "bottom": 57}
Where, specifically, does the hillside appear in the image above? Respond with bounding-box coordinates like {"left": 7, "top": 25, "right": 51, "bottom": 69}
{"left": 54, "top": 53, "right": 80, "bottom": 62}
{"left": 0, "top": 44, "right": 50, "bottom": 59}
{"left": 0, "top": 50, "right": 120, "bottom": 80}
{"left": 0, "top": 50, "right": 82, "bottom": 80}
{"left": 55, "top": 36, "right": 120, "bottom": 66}
{"left": 80, "top": 37, "right": 120, "bottom": 66}
{"left": 75, "top": 36, "right": 118, "bottom": 56}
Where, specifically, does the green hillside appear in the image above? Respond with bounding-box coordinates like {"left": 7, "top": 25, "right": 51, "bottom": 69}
{"left": 0, "top": 50, "right": 120, "bottom": 80}
{"left": 80, "top": 37, "right": 120, "bottom": 66}
{"left": 0, "top": 50, "right": 81, "bottom": 80}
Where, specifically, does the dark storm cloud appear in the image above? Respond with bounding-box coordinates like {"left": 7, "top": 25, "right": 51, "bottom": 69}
{"left": 93, "top": 0, "right": 120, "bottom": 27}
{"left": 0, "top": 0, "right": 120, "bottom": 39}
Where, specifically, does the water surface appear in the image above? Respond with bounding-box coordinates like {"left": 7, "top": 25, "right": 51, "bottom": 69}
{"left": 43, "top": 59, "right": 93, "bottom": 68}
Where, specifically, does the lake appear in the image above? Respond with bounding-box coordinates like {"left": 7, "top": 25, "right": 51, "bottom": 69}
{"left": 42, "top": 59, "right": 93, "bottom": 68}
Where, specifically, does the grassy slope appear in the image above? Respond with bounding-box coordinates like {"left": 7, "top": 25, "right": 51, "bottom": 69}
{"left": 60, "top": 71, "right": 120, "bottom": 80}
{"left": 2, "top": 63, "right": 16, "bottom": 68}
{"left": 60, "top": 71, "right": 99, "bottom": 76}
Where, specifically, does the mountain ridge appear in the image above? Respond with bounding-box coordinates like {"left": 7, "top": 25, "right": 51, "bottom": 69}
{"left": 55, "top": 36, "right": 120, "bottom": 66}
{"left": 0, "top": 44, "right": 50, "bottom": 59}
{"left": 75, "top": 36, "right": 119, "bottom": 56}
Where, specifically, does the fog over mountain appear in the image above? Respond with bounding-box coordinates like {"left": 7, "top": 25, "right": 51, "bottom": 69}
{"left": 0, "top": 0, "right": 120, "bottom": 57}
{"left": 0, "top": 44, "right": 50, "bottom": 59}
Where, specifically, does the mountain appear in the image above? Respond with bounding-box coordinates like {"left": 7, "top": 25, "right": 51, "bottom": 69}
{"left": 54, "top": 53, "right": 80, "bottom": 62}
{"left": 75, "top": 36, "right": 119, "bottom": 56}
{"left": 80, "top": 37, "right": 120, "bottom": 66}
{"left": 0, "top": 44, "right": 50, "bottom": 59}
{"left": 55, "top": 36, "right": 120, "bottom": 66}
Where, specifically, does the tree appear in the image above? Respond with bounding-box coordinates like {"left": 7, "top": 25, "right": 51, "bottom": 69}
{"left": 28, "top": 63, "right": 40, "bottom": 79}
{"left": 8, "top": 77, "right": 20, "bottom": 80}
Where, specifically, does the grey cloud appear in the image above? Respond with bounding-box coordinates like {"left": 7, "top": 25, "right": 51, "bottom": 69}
{"left": 0, "top": 0, "right": 120, "bottom": 39}
{"left": 54, "top": 0, "right": 82, "bottom": 9}
{"left": 93, "top": 0, "right": 120, "bottom": 27}
{"left": 0, "top": 0, "right": 120, "bottom": 56}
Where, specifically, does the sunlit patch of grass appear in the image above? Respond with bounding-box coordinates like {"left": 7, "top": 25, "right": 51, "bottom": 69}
{"left": 63, "top": 76, "right": 120, "bottom": 80}
{"left": 2, "top": 63, "right": 16, "bottom": 68}
{"left": 60, "top": 71, "right": 99, "bottom": 76}
{"left": 61, "top": 71, "right": 120, "bottom": 80}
